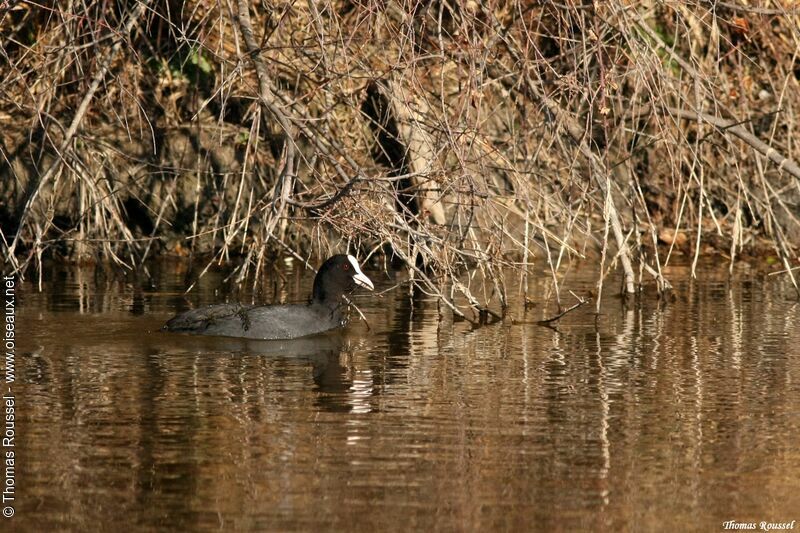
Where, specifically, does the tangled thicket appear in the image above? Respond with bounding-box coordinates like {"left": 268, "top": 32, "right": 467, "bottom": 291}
{"left": 2, "top": 1, "right": 800, "bottom": 316}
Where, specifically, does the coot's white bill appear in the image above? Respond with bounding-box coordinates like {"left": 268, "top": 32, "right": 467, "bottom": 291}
{"left": 347, "top": 254, "right": 374, "bottom": 291}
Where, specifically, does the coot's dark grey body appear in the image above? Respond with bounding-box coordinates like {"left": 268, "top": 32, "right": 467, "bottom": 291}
{"left": 164, "top": 255, "right": 373, "bottom": 340}
{"left": 164, "top": 301, "right": 345, "bottom": 340}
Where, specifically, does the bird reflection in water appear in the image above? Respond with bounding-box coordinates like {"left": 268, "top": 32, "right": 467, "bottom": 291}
{"left": 186, "top": 332, "right": 373, "bottom": 413}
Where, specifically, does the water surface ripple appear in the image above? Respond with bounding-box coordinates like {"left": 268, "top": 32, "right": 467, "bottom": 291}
{"left": 13, "top": 264, "right": 800, "bottom": 531}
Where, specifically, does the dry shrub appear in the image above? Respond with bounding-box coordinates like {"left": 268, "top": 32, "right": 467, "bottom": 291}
{"left": 2, "top": 1, "right": 800, "bottom": 315}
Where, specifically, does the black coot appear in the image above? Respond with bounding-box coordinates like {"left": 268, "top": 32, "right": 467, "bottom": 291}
{"left": 164, "top": 255, "right": 374, "bottom": 340}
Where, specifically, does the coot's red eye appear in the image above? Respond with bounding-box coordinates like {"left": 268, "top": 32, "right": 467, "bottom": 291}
{"left": 343, "top": 263, "right": 350, "bottom": 270}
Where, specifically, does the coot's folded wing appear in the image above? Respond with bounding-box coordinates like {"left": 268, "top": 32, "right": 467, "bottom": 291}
{"left": 164, "top": 303, "right": 251, "bottom": 334}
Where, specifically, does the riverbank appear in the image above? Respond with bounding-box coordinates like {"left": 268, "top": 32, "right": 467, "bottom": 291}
{"left": 2, "top": 1, "right": 800, "bottom": 311}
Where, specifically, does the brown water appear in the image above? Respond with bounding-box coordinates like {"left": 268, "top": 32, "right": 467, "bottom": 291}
{"left": 8, "top": 261, "right": 800, "bottom": 531}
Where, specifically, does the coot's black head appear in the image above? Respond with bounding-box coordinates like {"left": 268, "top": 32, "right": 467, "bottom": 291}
{"left": 312, "top": 254, "right": 374, "bottom": 305}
